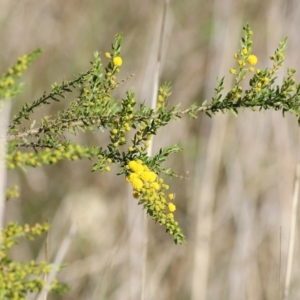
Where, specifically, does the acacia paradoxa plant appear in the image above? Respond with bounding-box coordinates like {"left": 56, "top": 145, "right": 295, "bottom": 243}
{"left": 1, "top": 24, "right": 300, "bottom": 298}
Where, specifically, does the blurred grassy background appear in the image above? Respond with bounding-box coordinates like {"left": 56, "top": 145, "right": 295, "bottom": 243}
{"left": 2, "top": 0, "right": 300, "bottom": 299}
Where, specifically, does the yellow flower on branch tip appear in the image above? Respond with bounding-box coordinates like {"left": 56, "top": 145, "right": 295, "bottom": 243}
{"left": 105, "top": 52, "right": 111, "bottom": 58}
{"left": 249, "top": 67, "right": 255, "bottom": 72}
{"left": 113, "top": 56, "right": 122, "bottom": 67}
{"left": 247, "top": 55, "right": 258, "bottom": 65}
{"left": 230, "top": 68, "right": 237, "bottom": 74}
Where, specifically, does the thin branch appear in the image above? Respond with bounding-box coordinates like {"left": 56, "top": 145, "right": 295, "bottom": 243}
{"left": 10, "top": 71, "right": 92, "bottom": 128}
{"left": 6, "top": 105, "right": 208, "bottom": 142}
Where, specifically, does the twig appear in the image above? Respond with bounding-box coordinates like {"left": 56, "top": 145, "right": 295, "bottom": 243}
{"left": 6, "top": 105, "right": 208, "bottom": 142}
{"left": 10, "top": 71, "right": 92, "bottom": 128}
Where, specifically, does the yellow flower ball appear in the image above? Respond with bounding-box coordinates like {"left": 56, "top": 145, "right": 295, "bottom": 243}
{"left": 168, "top": 193, "right": 175, "bottom": 200}
{"left": 158, "top": 95, "right": 164, "bottom": 102}
{"left": 113, "top": 56, "right": 123, "bottom": 67}
{"left": 247, "top": 55, "right": 258, "bottom": 65}
{"left": 140, "top": 171, "right": 157, "bottom": 183}
{"left": 148, "top": 172, "right": 157, "bottom": 182}
{"left": 150, "top": 182, "right": 160, "bottom": 190}
{"left": 167, "top": 213, "right": 174, "bottom": 219}
{"left": 163, "top": 184, "right": 169, "bottom": 190}
{"left": 242, "top": 48, "right": 248, "bottom": 55}
{"left": 128, "top": 173, "right": 139, "bottom": 181}
{"left": 131, "top": 178, "right": 143, "bottom": 191}
{"left": 168, "top": 203, "right": 176, "bottom": 212}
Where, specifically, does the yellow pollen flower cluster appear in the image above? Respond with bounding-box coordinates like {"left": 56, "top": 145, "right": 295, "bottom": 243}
{"left": 126, "top": 160, "right": 184, "bottom": 243}
{"left": 126, "top": 160, "right": 157, "bottom": 191}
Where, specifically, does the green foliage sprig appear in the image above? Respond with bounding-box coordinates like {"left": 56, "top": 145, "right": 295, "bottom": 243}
{"left": 0, "top": 222, "right": 68, "bottom": 299}
{"left": 0, "top": 49, "right": 41, "bottom": 102}
{"left": 189, "top": 24, "right": 300, "bottom": 123}
{"left": 5, "top": 33, "right": 186, "bottom": 253}
{"left": 2, "top": 23, "right": 300, "bottom": 297}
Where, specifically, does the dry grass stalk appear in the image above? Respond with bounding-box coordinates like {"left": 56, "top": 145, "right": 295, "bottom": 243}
{"left": 0, "top": 102, "right": 11, "bottom": 236}
{"left": 283, "top": 164, "right": 300, "bottom": 300}
{"left": 141, "top": 1, "right": 170, "bottom": 299}
{"left": 36, "top": 224, "right": 76, "bottom": 300}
